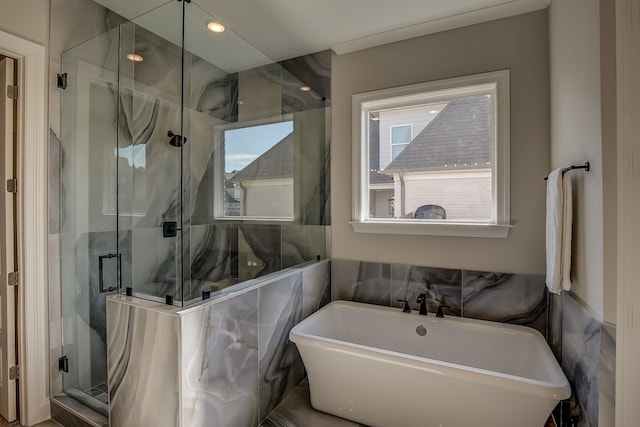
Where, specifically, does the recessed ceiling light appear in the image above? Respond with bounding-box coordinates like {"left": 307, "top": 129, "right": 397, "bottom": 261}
{"left": 429, "top": 110, "right": 438, "bottom": 114}
{"left": 126, "top": 53, "right": 144, "bottom": 62}
{"left": 371, "top": 117, "right": 380, "bottom": 121}
{"left": 206, "top": 21, "right": 225, "bottom": 33}
{"left": 299, "top": 86, "right": 311, "bottom": 92}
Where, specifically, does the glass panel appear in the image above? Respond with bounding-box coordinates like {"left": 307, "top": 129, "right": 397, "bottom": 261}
{"left": 59, "top": 26, "right": 120, "bottom": 416}
{"left": 118, "top": 1, "right": 184, "bottom": 304}
{"left": 391, "top": 125, "right": 411, "bottom": 144}
{"left": 181, "top": 2, "right": 328, "bottom": 303}
{"left": 368, "top": 93, "right": 493, "bottom": 221}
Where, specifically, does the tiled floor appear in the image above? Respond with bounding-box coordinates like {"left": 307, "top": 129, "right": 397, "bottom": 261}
{"left": 261, "top": 380, "right": 558, "bottom": 427}
{"left": 260, "top": 380, "right": 366, "bottom": 427}
{"left": 0, "top": 418, "right": 60, "bottom": 427}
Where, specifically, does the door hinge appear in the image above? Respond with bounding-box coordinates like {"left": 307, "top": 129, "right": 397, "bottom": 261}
{"left": 6, "top": 85, "right": 17, "bottom": 100}
{"left": 58, "top": 356, "right": 69, "bottom": 373}
{"left": 9, "top": 366, "right": 18, "bottom": 380}
{"left": 7, "top": 272, "right": 18, "bottom": 287}
{"left": 6, "top": 179, "right": 17, "bottom": 193}
{"left": 57, "top": 73, "right": 68, "bottom": 90}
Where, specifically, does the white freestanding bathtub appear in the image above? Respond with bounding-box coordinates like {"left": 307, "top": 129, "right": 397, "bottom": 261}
{"left": 290, "top": 301, "right": 570, "bottom": 427}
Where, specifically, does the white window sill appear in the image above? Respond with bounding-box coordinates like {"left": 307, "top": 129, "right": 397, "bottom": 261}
{"left": 350, "top": 221, "right": 512, "bottom": 238}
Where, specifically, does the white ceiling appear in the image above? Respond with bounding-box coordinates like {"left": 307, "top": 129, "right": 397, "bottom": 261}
{"left": 95, "top": 0, "right": 549, "bottom": 63}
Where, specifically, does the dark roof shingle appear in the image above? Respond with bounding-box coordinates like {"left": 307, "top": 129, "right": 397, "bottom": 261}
{"left": 230, "top": 133, "right": 293, "bottom": 181}
{"left": 383, "top": 94, "right": 491, "bottom": 173}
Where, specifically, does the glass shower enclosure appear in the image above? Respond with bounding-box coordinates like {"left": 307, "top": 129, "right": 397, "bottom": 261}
{"left": 58, "top": 0, "right": 329, "bottom": 415}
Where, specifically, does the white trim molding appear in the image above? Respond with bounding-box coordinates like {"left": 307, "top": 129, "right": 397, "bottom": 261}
{"left": 616, "top": 0, "right": 640, "bottom": 425}
{"left": 0, "top": 30, "right": 49, "bottom": 426}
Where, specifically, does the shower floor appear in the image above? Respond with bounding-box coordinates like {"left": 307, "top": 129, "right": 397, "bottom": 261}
{"left": 84, "top": 381, "right": 109, "bottom": 404}
{"left": 65, "top": 381, "right": 109, "bottom": 417}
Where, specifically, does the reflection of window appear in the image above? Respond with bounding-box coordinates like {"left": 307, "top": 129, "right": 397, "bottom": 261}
{"left": 219, "top": 119, "right": 295, "bottom": 220}
{"left": 352, "top": 70, "right": 511, "bottom": 238}
{"left": 390, "top": 124, "right": 412, "bottom": 160}
{"left": 104, "top": 144, "right": 147, "bottom": 216}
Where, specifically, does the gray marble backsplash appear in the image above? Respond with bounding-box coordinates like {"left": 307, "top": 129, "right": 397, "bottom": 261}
{"left": 331, "top": 258, "right": 547, "bottom": 335}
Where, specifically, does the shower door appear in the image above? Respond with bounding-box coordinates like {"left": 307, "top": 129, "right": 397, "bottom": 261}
{"left": 59, "top": 27, "right": 121, "bottom": 416}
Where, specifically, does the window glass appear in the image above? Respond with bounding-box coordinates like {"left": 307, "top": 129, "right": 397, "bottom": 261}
{"left": 223, "top": 120, "right": 294, "bottom": 219}
{"left": 352, "top": 70, "right": 510, "bottom": 237}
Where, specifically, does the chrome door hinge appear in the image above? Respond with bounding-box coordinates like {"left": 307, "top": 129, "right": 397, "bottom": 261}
{"left": 6, "top": 85, "right": 17, "bottom": 100}
{"left": 57, "top": 73, "right": 67, "bottom": 90}
{"left": 9, "top": 366, "right": 18, "bottom": 380}
{"left": 6, "top": 179, "right": 16, "bottom": 193}
{"left": 7, "top": 272, "right": 18, "bottom": 287}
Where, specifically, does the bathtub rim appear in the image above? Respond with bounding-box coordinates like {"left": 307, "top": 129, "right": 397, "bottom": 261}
{"left": 290, "top": 300, "right": 571, "bottom": 401}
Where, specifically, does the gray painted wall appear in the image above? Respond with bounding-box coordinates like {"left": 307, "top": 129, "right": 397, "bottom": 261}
{"left": 331, "top": 10, "right": 550, "bottom": 275}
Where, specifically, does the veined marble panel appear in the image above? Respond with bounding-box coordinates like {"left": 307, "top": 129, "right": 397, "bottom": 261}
{"left": 239, "top": 224, "right": 283, "bottom": 280}
{"left": 181, "top": 290, "right": 259, "bottom": 427}
{"left": 302, "top": 260, "right": 330, "bottom": 319}
{"left": 331, "top": 259, "right": 391, "bottom": 306}
{"left": 548, "top": 291, "right": 563, "bottom": 361}
{"left": 462, "top": 271, "right": 547, "bottom": 335}
{"left": 562, "top": 293, "right": 600, "bottom": 427}
{"left": 281, "top": 225, "right": 326, "bottom": 269}
{"left": 258, "top": 273, "right": 305, "bottom": 420}
{"left": 107, "top": 299, "right": 180, "bottom": 427}
{"left": 187, "top": 223, "right": 238, "bottom": 298}
{"left": 391, "top": 264, "right": 462, "bottom": 316}
{"left": 599, "top": 322, "right": 615, "bottom": 427}
{"left": 130, "top": 227, "right": 179, "bottom": 300}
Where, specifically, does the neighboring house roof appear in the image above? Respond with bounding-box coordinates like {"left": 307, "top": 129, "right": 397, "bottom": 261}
{"left": 230, "top": 133, "right": 293, "bottom": 181}
{"left": 383, "top": 94, "right": 491, "bottom": 173}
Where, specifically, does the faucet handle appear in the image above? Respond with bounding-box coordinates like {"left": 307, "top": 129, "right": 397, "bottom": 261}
{"left": 416, "top": 293, "right": 426, "bottom": 303}
{"left": 397, "top": 299, "right": 411, "bottom": 313}
{"left": 436, "top": 304, "right": 450, "bottom": 318}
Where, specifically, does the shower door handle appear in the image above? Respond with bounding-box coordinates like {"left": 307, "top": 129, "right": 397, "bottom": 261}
{"left": 98, "top": 253, "right": 120, "bottom": 293}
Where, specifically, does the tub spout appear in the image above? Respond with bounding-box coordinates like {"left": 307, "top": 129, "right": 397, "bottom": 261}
{"left": 416, "top": 294, "right": 428, "bottom": 315}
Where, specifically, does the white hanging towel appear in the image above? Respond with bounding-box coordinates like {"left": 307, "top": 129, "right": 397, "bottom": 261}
{"left": 545, "top": 169, "right": 573, "bottom": 293}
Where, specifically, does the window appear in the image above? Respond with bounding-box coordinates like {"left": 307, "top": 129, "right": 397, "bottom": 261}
{"left": 390, "top": 124, "right": 412, "bottom": 160}
{"left": 352, "top": 70, "right": 511, "bottom": 238}
{"left": 214, "top": 117, "right": 295, "bottom": 220}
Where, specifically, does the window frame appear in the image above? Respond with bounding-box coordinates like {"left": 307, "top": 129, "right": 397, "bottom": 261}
{"left": 351, "top": 70, "right": 512, "bottom": 238}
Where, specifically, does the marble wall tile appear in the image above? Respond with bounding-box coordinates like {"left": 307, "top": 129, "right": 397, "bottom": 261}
{"left": 181, "top": 290, "right": 259, "bottom": 427}
{"left": 258, "top": 274, "right": 305, "bottom": 421}
{"left": 107, "top": 299, "right": 180, "bottom": 427}
{"left": 239, "top": 224, "right": 283, "bottom": 280}
{"left": 187, "top": 223, "right": 238, "bottom": 297}
{"left": 562, "top": 293, "right": 601, "bottom": 427}
{"left": 280, "top": 50, "right": 332, "bottom": 106}
{"left": 462, "top": 271, "right": 547, "bottom": 335}
{"left": 548, "top": 292, "right": 563, "bottom": 361}
{"left": 331, "top": 259, "right": 391, "bottom": 306}
{"left": 281, "top": 225, "right": 326, "bottom": 269}
{"left": 302, "top": 260, "right": 331, "bottom": 319}
{"left": 599, "top": 322, "right": 615, "bottom": 427}
{"left": 130, "top": 227, "right": 179, "bottom": 300}
{"left": 391, "top": 264, "right": 462, "bottom": 316}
